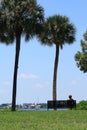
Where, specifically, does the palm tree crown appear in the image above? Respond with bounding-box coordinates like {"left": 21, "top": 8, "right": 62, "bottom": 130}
{"left": 0, "top": 0, "right": 44, "bottom": 43}
{"left": 38, "top": 15, "right": 75, "bottom": 47}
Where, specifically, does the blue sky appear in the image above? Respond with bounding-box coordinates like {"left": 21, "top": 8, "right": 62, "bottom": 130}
{"left": 0, "top": 0, "right": 87, "bottom": 104}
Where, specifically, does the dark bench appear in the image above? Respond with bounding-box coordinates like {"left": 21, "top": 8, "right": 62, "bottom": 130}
{"left": 47, "top": 100, "right": 76, "bottom": 110}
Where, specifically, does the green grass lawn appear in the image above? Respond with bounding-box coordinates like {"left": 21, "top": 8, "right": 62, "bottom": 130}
{"left": 0, "top": 110, "right": 87, "bottom": 130}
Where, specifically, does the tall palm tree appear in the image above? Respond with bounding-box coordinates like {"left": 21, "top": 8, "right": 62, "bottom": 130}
{"left": 38, "top": 15, "right": 76, "bottom": 109}
{"left": 0, "top": 0, "right": 44, "bottom": 111}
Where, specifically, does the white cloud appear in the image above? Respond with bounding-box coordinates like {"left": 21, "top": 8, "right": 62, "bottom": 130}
{"left": 18, "top": 73, "right": 38, "bottom": 79}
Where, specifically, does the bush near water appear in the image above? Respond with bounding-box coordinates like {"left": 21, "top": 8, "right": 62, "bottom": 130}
{"left": 76, "top": 100, "right": 87, "bottom": 110}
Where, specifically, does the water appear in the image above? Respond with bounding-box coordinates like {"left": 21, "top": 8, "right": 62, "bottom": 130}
{"left": 18, "top": 108, "right": 47, "bottom": 111}
{"left": 18, "top": 108, "right": 68, "bottom": 111}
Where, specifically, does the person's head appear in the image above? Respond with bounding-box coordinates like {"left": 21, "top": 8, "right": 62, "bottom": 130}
{"left": 69, "top": 95, "right": 72, "bottom": 99}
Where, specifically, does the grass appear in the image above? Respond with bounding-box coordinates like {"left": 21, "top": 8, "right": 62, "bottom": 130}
{"left": 0, "top": 110, "right": 87, "bottom": 130}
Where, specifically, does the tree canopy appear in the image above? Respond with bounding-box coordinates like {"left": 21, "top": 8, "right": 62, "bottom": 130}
{"left": 38, "top": 15, "right": 76, "bottom": 47}
{"left": 0, "top": 0, "right": 44, "bottom": 44}
{"left": 75, "top": 31, "right": 87, "bottom": 73}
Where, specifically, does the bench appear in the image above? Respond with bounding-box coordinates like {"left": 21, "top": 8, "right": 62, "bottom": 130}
{"left": 47, "top": 100, "right": 76, "bottom": 110}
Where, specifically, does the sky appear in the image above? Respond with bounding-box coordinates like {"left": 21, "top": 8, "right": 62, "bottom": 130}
{"left": 0, "top": 0, "right": 87, "bottom": 104}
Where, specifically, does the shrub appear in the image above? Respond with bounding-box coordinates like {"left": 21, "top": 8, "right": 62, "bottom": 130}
{"left": 76, "top": 100, "right": 87, "bottom": 110}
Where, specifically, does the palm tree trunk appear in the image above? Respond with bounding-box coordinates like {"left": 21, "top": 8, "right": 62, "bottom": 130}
{"left": 53, "top": 45, "right": 59, "bottom": 110}
{"left": 12, "top": 34, "right": 21, "bottom": 111}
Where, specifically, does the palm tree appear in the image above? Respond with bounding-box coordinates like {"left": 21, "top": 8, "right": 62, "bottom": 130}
{"left": 0, "top": 0, "right": 44, "bottom": 111}
{"left": 38, "top": 15, "right": 76, "bottom": 109}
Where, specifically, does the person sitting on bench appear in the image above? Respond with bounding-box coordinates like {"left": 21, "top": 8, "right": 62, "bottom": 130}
{"left": 68, "top": 95, "right": 73, "bottom": 100}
